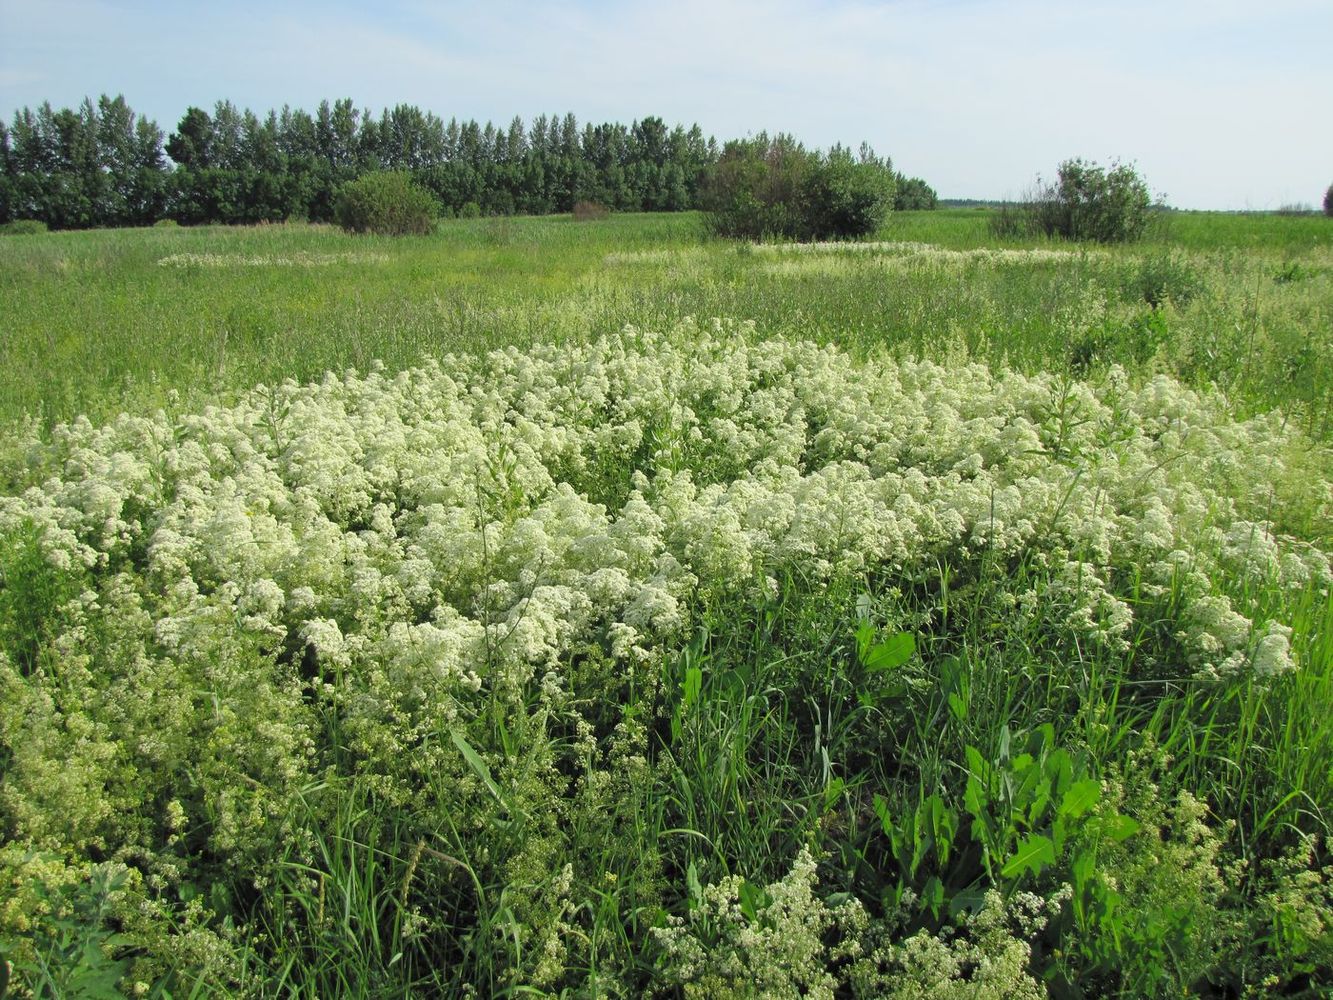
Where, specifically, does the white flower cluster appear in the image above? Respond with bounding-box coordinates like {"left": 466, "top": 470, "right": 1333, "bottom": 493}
{"left": 2, "top": 319, "right": 1326, "bottom": 713}
{"left": 750, "top": 240, "right": 1103, "bottom": 266}
{"left": 652, "top": 850, "right": 1049, "bottom": 1000}
{"left": 652, "top": 847, "right": 865, "bottom": 999}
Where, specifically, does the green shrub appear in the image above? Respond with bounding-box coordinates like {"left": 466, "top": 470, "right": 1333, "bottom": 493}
{"left": 993, "top": 159, "right": 1154, "bottom": 243}
{"left": 152, "top": 218, "right": 179, "bottom": 228}
{"left": 893, "top": 174, "right": 939, "bottom": 211}
{"left": 459, "top": 200, "right": 482, "bottom": 219}
{"left": 333, "top": 171, "right": 438, "bottom": 236}
{"left": 1124, "top": 250, "right": 1202, "bottom": 308}
{"left": 0, "top": 219, "right": 48, "bottom": 236}
{"left": 702, "top": 134, "right": 896, "bottom": 241}
{"left": 572, "top": 200, "right": 610, "bottom": 221}
{"left": 804, "top": 147, "right": 897, "bottom": 239}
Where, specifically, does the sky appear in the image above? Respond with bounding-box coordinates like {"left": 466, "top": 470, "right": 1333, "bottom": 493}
{"left": 1, "top": 0, "right": 1329, "bottom": 210}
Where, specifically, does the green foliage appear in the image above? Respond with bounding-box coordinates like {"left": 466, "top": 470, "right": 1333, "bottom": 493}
{"left": 893, "top": 174, "right": 938, "bottom": 211}
{"left": 3, "top": 861, "right": 132, "bottom": 999}
{"left": 1122, "top": 249, "right": 1202, "bottom": 307}
{"left": 0, "top": 220, "right": 47, "bottom": 235}
{"left": 1324, "top": 183, "right": 1333, "bottom": 217}
{"left": 702, "top": 134, "right": 896, "bottom": 241}
{"left": 571, "top": 200, "right": 609, "bottom": 221}
{"left": 0, "top": 520, "right": 84, "bottom": 675}
{"left": 995, "top": 158, "right": 1155, "bottom": 243}
{"left": 333, "top": 170, "right": 437, "bottom": 236}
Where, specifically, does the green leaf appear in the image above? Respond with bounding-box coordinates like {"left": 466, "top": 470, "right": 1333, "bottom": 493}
{"left": 855, "top": 618, "right": 875, "bottom": 661}
{"left": 823, "top": 776, "right": 845, "bottom": 814}
{"left": 686, "top": 862, "right": 702, "bottom": 909}
{"left": 873, "top": 793, "right": 894, "bottom": 836}
{"left": 1059, "top": 779, "right": 1102, "bottom": 820}
{"left": 1094, "top": 813, "right": 1141, "bottom": 843}
{"left": 948, "top": 886, "right": 989, "bottom": 919}
{"left": 682, "top": 664, "right": 702, "bottom": 709}
{"left": 947, "top": 690, "right": 967, "bottom": 722}
{"left": 450, "top": 728, "right": 505, "bottom": 807}
{"left": 1071, "top": 849, "right": 1096, "bottom": 891}
{"left": 909, "top": 799, "right": 934, "bottom": 878}
{"left": 964, "top": 745, "right": 987, "bottom": 782}
{"left": 1001, "top": 834, "right": 1056, "bottom": 880}
{"left": 926, "top": 794, "right": 957, "bottom": 867}
{"left": 738, "top": 879, "right": 762, "bottom": 921}
{"left": 863, "top": 632, "right": 915, "bottom": 672}
{"left": 1045, "top": 748, "right": 1074, "bottom": 795}
{"left": 922, "top": 876, "right": 945, "bottom": 919}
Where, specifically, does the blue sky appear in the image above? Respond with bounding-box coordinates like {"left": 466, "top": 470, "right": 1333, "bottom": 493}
{"left": 2, "top": 0, "right": 1330, "bottom": 210}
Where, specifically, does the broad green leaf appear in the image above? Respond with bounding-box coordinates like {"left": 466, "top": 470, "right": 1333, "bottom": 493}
{"left": 948, "top": 886, "right": 989, "bottom": 919}
{"left": 823, "top": 776, "right": 845, "bottom": 813}
{"left": 682, "top": 664, "right": 702, "bottom": 709}
{"left": 739, "top": 879, "right": 762, "bottom": 921}
{"left": 1045, "top": 748, "right": 1074, "bottom": 795}
{"left": 864, "top": 632, "right": 915, "bottom": 672}
{"left": 873, "top": 793, "right": 893, "bottom": 834}
{"left": 451, "top": 728, "right": 505, "bottom": 807}
{"left": 1028, "top": 777, "right": 1052, "bottom": 826}
{"left": 1094, "top": 813, "right": 1141, "bottom": 843}
{"left": 1071, "top": 849, "right": 1096, "bottom": 890}
{"left": 1059, "top": 779, "right": 1102, "bottom": 820}
{"left": 947, "top": 690, "right": 967, "bottom": 722}
{"left": 922, "top": 876, "right": 945, "bottom": 919}
{"left": 926, "top": 793, "right": 957, "bottom": 867}
{"left": 965, "top": 745, "right": 987, "bottom": 781}
{"left": 964, "top": 777, "right": 986, "bottom": 819}
{"left": 855, "top": 618, "right": 875, "bottom": 661}
{"left": 1001, "top": 833, "right": 1056, "bottom": 880}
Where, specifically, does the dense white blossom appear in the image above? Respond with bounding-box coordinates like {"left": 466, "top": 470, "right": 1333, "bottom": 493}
{"left": 2, "top": 320, "right": 1326, "bottom": 716}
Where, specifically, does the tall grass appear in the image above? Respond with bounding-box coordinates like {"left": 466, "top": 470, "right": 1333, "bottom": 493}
{"left": 2, "top": 212, "right": 1330, "bottom": 439}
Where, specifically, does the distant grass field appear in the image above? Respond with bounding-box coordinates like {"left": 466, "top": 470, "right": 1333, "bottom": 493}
{"left": 2, "top": 210, "right": 1330, "bottom": 439}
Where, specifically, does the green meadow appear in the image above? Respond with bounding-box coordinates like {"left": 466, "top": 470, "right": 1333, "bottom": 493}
{"left": 3, "top": 210, "right": 1330, "bottom": 437}
{"left": 1, "top": 210, "right": 1331, "bottom": 997}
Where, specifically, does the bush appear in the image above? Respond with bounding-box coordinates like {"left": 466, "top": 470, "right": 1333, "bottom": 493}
{"left": 333, "top": 171, "right": 438, "bottom": 236}
{"left": 1124, "top": 250, "right": 1202, "bottom": 308}
{"left": 153, "top": 218, "right": 179, "bottom": 228}
{"left": 893, "top": 174, "right": 939, "bottom": 211}
{"left": 702, "top": 134, "right": 896, "bottom": 241}
{"left": 572, "top": 200, "right": 610, "bottom": 221}
{"left": 0, "top": 219, "right": 48, "bottom": 236}
{"left": 1324, "top": 184, "right": 1333, "bottom": 217}
{"left": 993, "top": 159, "right": 1154, "bottom": 243}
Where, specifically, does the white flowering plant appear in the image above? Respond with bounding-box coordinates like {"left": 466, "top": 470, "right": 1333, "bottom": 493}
{"left": 0, "top": 319, "right": 1329, "bottom": 995}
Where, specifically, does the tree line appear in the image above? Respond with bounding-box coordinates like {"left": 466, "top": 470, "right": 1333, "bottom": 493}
{"left": 0, "top": 95, "right": 937, "bottom": 229}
